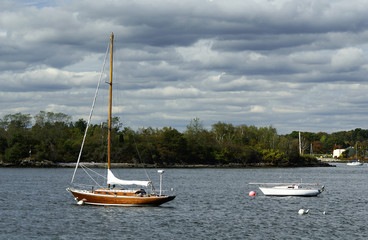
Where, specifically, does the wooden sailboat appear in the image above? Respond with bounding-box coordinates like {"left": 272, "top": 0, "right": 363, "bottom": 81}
{"left": 67, "top": 33, "right": 175, "bottom": 206}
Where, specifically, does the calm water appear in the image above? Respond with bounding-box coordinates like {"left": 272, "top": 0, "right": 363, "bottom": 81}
{"left": 1, "top": 163, "right": 368, "bottom": 239}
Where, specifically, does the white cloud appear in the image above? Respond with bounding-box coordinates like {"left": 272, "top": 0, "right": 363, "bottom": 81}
{"left": 1, "top": 0, "right": 368, "bottom": 134}
{"left": 250, "top": 105, "right": 265, "bottom": 113}
{"left": 331, "top": 47, "right": 365, "bottom": 72}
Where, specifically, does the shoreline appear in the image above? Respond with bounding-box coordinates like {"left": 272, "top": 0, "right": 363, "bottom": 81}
{"left": 0, "top": 161, "right": 334, "bottom": 168}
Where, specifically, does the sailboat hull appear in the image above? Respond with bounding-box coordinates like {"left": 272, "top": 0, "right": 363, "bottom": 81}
{"left": 67, "top": 188, "right": 175, "bottom": 206}
{"left": 259, "top": 186, "right": 321, "bottom": 197}
{"left": 347, "top": 161, "right": 363, "bottom": 166}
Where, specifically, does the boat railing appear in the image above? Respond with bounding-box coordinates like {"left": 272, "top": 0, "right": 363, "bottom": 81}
{"left": 71, "top": 183, "right": 100, "bottom": 190}
{"left": 151, "top": 188, "right": 175, "bottom": 196}
{"left": 249, "top": 182, "right": 320, "bottom": 186}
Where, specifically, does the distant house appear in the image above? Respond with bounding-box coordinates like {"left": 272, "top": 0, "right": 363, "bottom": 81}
{"left": 333, "top": 149, "right": 346, "bottom": 158}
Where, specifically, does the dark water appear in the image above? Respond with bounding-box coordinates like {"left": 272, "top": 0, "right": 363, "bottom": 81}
{"left": 1, "top": 163, "right": 368, "bottom": 239}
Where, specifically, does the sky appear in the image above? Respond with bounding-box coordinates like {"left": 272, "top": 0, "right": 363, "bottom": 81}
{"left": 1, "top": 0, "right": 368, "bottom": 134}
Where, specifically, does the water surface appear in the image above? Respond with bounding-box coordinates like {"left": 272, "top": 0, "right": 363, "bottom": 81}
{"left": 1, "top": 163, "right": 367, "bottom": 239}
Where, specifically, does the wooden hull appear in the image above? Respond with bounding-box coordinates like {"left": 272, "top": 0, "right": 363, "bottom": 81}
{"left": 67, "top": 188, "right": 175, "bottom": 206}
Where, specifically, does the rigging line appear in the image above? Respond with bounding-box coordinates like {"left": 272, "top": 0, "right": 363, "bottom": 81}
{"left": 80, "top": 163, "right": 107, "bottom": 180}
{"left": 70, "top": 40, "right": 111, "bottom": 184}
{"left": 80, "top": 164, "right": 103, "bottom": 188}
{"left": 132, "top": 134, "right": 152, "bottom": 182}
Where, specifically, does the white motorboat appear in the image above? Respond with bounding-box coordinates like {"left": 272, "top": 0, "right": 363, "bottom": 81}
{"left": 347, "top": 160, "right": 363, "bottom": 166}
{"left": 250, "top": 183, "right": 324, "bottom": 197}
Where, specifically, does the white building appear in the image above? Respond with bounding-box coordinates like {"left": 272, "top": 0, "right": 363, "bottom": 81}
{"left": 333, "top": 149, "right": 345, "bottom": 158}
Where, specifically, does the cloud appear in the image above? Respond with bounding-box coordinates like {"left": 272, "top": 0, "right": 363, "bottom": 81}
{"left": 331, "top": 47, "right": 365, "bottom": 72}
{"left": 1, "top": 0, "right": 368, "bottom": 134}
{"left": 0, "top": 67, "right": 99, "bottom": 92}
{"left": 250, "top": 105, "right": 266, "bottom": 113}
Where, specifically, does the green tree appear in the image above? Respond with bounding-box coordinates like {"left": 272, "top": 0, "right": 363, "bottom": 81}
{"left": 4, "top": 142, "right": 28, "bottom": 164}
{"left": 156, "top": 127, "right": 187, "bottom": 165}
{"left": 75, "top": 119, "right": 87, "bottom": 134}
{"left": 184, "top": 118, "right": 216, "bottom": 164}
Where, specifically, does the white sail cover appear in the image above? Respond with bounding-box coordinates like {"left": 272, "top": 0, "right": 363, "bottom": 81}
{"left": 107, "top": 169, "right": 151, "bottom": 187}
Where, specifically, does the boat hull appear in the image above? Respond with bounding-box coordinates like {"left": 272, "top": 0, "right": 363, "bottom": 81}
{"left": 67, "top": 188, "right": 175, "bottom": 206}
{"left": 347, "top": 162, "right": 363, "bottom": 166}
{"left": 259, "top": 187, "right": 321, "bottom": 197}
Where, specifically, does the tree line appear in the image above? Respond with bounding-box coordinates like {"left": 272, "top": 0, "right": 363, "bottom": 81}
{"left": 2, "top": 111, "right": 361, "bottom": 167}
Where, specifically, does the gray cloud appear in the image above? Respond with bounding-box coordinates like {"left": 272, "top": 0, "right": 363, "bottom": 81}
{"left": 1, "top": 0, "right": 368, "bottom": 134}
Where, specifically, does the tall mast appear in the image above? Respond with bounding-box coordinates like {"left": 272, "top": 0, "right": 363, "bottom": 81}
{"left": 108, "top": 33, "right": 114, "bottom": 170}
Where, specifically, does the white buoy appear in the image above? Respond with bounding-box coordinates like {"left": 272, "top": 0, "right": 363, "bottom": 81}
{"left": 77, "top": 200, "right": 84, "bottom": 205}
{"left": 298, "top": 209, "right": 309, "bottom": 215}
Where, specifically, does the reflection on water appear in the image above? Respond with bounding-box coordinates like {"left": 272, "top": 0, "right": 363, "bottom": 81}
{"left": 1, "top": 163, "right": 368, "bottom": 239}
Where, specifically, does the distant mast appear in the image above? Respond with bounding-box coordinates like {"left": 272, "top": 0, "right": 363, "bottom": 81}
{"left": 299, "top": 131, "right": 301, "bottom": 155}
